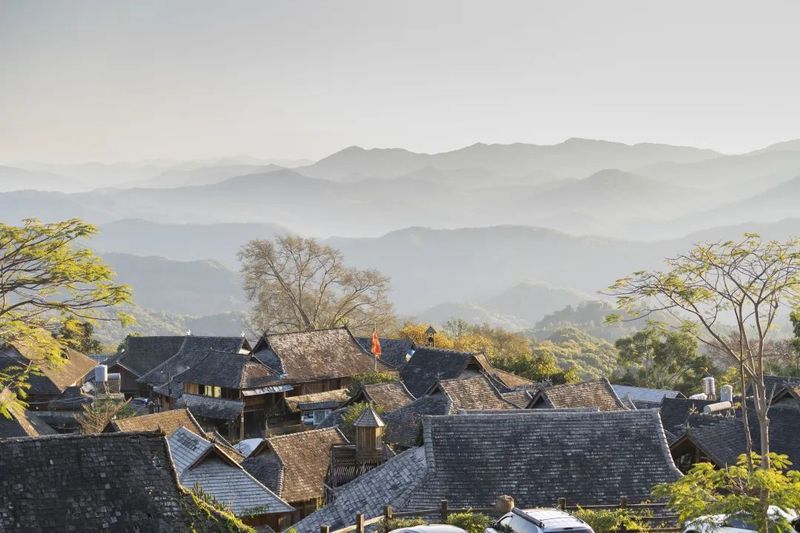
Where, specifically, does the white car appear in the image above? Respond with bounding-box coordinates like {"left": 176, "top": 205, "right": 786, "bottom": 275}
{"left": 486, "top": 508, "right": 594, "bottom": 533}
{"left": 390, "top": 526, "right": 466, "bottom": 533}
{"left": 683, "top": 507, "right": 800, "bottom": 533}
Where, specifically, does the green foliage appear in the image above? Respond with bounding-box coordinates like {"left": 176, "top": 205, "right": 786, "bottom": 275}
{"left": 573, "top": 507, "right": 651, "bottom": 533}
{"left": 340, "top": 402, "right": 384, "bottom": 441}
{"left": 382, "top": 517, "right": 427, "bottom": 530}
{"left": 613, "top": 322, "right": 716, "bottom": 395}
{"left": 531, "top": 301, "right": 662, "bottom": 342}
{"left": 58, "top": 319, "right": 103, "bottom": 355}
{"left": 446, "top": 511, "right": 493, "bottom": 533}
{"left": 653, "top": 453, "right": 800, "bottom": 532}
{"left": 0, "top": 218, "right": 131, "bottom": 415}
{"left": 528, "top": 327, "right": 618, "bottom": 380}
{"left": 347, "top": 371, "right": 397, "bottom": 396}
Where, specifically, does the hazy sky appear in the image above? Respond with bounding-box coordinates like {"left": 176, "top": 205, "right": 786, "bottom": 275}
{"left": 2, "top": 0, "right": 800, "bottom": 163}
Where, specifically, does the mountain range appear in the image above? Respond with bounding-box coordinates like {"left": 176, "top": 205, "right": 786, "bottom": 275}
{"left": 4, "top": 137, "right": 800, "bottom": 338}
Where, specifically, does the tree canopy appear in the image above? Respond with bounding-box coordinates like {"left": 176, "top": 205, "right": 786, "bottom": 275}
{"left": 0, "top": 218, "right": 131, "bottom": 414}
{"left": 240, "top": 235, "right": 394, "bottom": 335}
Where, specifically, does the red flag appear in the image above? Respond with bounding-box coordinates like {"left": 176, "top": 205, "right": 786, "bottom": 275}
{"left": 371, "top": 328, "right": 382, "bottom": 358}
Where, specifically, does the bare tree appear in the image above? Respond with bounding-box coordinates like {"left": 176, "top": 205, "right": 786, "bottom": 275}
{"left": 239, "top": 235, "right": 394, "bottom": 334}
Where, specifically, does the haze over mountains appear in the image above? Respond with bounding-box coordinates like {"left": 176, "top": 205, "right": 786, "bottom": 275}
{"left": 4, "top": 137, "right": 800, "bottom": 338}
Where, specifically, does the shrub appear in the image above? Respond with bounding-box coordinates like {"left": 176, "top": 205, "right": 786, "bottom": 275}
{"left": 382, "top": 516, "right": 427, "bottom": 530}
{"left": 446, "top": 511, "right": 493, "bottom": 533}
{"left": 573, "top": 507, "right": 651, "bottom": 533}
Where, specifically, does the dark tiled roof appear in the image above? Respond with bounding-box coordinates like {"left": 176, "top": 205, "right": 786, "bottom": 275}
{"left": 659, "top": 397, "right": 717, "bottom": 435}
{"left": 433, "top": 374, "right": 517, "bottom": 411}
{"left": 753, "top": 375, "right": 800, "bottom": 399}
{"left": 298, "top": 409, "right": 680, "bottom": 530}
{"left": 399, "top": 347, "right": 484, "bottom": 398}
{"left": 408, "top": 409, "right": 680, "bottom": 509}
{"left": 177, "top": 394, "right": 244, "bottom": 421}
{"left": 254, "top": 328, "right": 389, "bottom": 383}
{"left": 293, "top": 447, "right": 428, "bottom": 532}
{"left": 528, "top": 379, "right": 627, "bottom": 411}
{"left": 0, "top": 343, "right": 95, "bottom": 397}
{"left": 138, "top": 336, "right": 250, "bottom": 387}
{"left": 112, "top": 408, "right": 206, "bottom": 437}
{"left": 0, "top": 432, "right": 196, "bottom": 531}
{"left": 244, "top": 427, "right": 347, "bottom": 503}
{"left": 174, "top": 350, "right": 276, "bottom": 389}
{"left": 168, "top": 427, "right": 293, "bottom": 517}
{"left": 677, "top": 408, "right": 800, "bottom": 468}
{"left": 484, "top": 367, "right": 535, "bottom": 391}
{"left": 383, "top": 394, "right": 450, "bottom": 448}
{"left": 356, "top": 337, "right": 415, "bottom": 369}
{"left": 47, "top": 385, "right": 93, "bottom": 411}
{"left": 111, "top": 335, "right": 186, "bottom": 377}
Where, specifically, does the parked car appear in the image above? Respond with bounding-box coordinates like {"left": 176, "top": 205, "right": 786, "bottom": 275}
{"left": 486, "top": 508, "right": 594, "bottom": 533}
{"left": 683, "top": 507, "right": 800, "bottom": 533}
{"left": 390, "top": 526, "right": 466, "bottom": 533}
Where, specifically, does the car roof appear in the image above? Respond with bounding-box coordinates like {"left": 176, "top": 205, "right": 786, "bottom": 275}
{"left": 392, "top": 526, "right": 466, "bottom": 533}
{"left": 516, "top": 508, "right": 589, "bottom": 530}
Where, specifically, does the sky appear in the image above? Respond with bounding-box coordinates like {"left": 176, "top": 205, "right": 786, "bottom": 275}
{"left": 2, "top": 0, "right": 800, "bottom": 163}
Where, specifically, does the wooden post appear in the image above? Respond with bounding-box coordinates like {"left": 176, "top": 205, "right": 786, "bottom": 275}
{"left": 355, "top": 513, "right": 365, "bottom": 533}
{"left": 384, "top": 505, "right": 393, "bottom": 533}
{"left": 320, "top": 527, "right": 330, "bottom": 533}
{"left": 440, "top": 499, "right": 449, "bottom": 522}
{"left": 558, "top": 497, "right": 566, "bottom": 510}
{"left": 620, "top": 496, "right": 628, "bottom": 508}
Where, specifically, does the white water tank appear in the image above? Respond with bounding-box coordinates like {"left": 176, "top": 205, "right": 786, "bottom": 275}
{"left": 703, "top": 401, "right": 732, "bottom": 414}
{"left": 720, "top": 384, "right": 734, "bottom": 403}
{"left": 689, "top": 393, "right": 708, "bottom": 400}
{"left": 95, "top": 364, "right": 108, "bottom": 383}
{"left": 703, "top": 376, "right": 716, "bottom": 400}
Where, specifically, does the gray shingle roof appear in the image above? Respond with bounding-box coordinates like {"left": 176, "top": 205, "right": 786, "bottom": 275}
{"left": 0, "top": 432, "right": 193, "bottom": 531}
{"left": 292, "top": 447, "right": 428, "bottom": 532}
{"left": 0, "top": 390, "right": 56, "bottom": 438}
{"left": 399, "top": 347, "right": 484, "bottom": 397}
{"left": 612, "top": 384, "right": 682, "bottom": 406}
{"left": 168, "top": 427, "right": 293, "bottom": 517}
{"left": 177, "top": 393, "right": 244, "bottom": 421}
{"left": 344, "top": 381, "right": 416, "bottom": 413}
{"left": 676, "top": 408, "right": 800, "bottom": 469}
{"left": 297, "top": 409, "right": 681, "bottom": 531}
{"left": 112, "top": 335, "right": 186, "bottom": 377}
{"left": 138, "top": 336, "right": 250, "bottom": 387}
{"left": 406, "top": 409, "right": 680, "bottom": 509}
{"left": 174, "top": 349, "right": 276, "bottom": 389}
{"left": 383, "top": 394, "right": 450, "bottom": 448}
{"left": 356, "top": 337, "right": 415, "bottom": 369}
{"left": 659, "top": 397, "right": 717, "bottom": 435}
{"left": 0, "top": 342, "right": 96, "bottom": 398}
{"left": 528, "top": 379, "right": 627, "bottom": 411}
{"left": 353, "top": 405, "right": 385, "bottom": 427}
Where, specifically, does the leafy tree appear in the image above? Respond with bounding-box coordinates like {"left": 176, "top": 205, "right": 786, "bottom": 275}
{"left": 0, "top": 218, "right": 131, "bottom": 414}
{"left": 346, "top": 371, "right": 396, "bottom": 396}
{"left": 653, "top": 454, "right": 800, "bottom": 533}
{"left": 58, "top": 319, "right": 103, "bottom": 355}
{"left": 395, "top": 321, "right": 578, "bottom": 383}
{"left": 610, "top": 234, "right": 800, "bottom": 524}
{"left": 614, "top": 323, "right": 716, "bottom": 394}
{"left": 239, "top": 235, "right": 394, "bottom": 335}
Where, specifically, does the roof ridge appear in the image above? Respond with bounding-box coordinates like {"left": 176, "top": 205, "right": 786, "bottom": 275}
{"left": 2, "top": 430, "right": 163, "bottom": 442}
{"left": 267, "top": 426, "right": 341, "bottom": 441}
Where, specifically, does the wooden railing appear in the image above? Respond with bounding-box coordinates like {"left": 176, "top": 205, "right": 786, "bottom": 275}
{"left": 322, "top": 498, "right": 680, "bottom": 533}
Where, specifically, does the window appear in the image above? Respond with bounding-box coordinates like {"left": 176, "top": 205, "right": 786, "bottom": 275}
{"left": 203, "top": 385, "right": 221, "bottom": 398}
